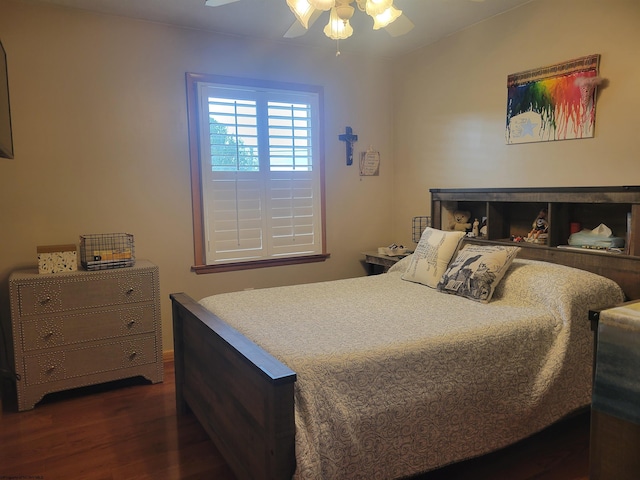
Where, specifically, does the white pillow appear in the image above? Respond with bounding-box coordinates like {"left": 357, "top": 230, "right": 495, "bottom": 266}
{"left": 436, "top": 244, "right": 521, "bottom": 303}
{"left": 401, "top": 228, "right": 465, "bottom": 288}
{"left": 387, "top": 254, "right": 413, "bottom": 274}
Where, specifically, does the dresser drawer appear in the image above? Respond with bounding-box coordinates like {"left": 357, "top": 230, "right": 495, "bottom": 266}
{"left": 17, "top": 271, "right": 155, "bottom": 317}
{"left": 20, "top": 304, "right": 156, "bottom": 351}
{"left": 23, "top": 335, "right": 157, "bottom": 386}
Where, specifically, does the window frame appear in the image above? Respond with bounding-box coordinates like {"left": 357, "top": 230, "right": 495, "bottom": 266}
{"left": 186, "top": 72, "right": 329, "bottom": 273}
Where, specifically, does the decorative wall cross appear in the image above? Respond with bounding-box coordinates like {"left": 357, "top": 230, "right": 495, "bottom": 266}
{"left": 338, "top": 126, "right": 358, "bottom": 166}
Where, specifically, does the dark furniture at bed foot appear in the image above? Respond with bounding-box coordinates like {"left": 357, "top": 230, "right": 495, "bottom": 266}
{"left": 590, "top": 411, "right": 640, "bottom": 479}
{"left": 589, "top": 301, "right": 640, "bottom": 479}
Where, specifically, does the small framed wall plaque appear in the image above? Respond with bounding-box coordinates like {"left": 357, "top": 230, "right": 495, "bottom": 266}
{"left": 359, "top": 150, "right": 380, "bottom": 176}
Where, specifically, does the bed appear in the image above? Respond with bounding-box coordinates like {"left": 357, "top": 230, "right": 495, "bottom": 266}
{"left": 171, "top": 231, "right": 639, "bottom": 480}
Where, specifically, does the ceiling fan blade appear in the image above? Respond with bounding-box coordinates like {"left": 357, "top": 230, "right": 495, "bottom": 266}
{"left": 204, "top": 0, "right": 241, "bottom": 7}
{"left": 284, "top": 21, "right": 308, "bottom": 38}
{"left": 384, "top": 13, "right": 414, "bottom": 37}
{"left": 283, "top": 9, "right": 323, "bottom": 38}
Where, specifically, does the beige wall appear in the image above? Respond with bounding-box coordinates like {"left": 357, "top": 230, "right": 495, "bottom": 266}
{"left": 0, "top": 0, "right": 395, "bottom": 352}
{"left": 391, "top": 0, "right": 640, "bottom": 246}
{"left": 0, "top": 0, "right": 639, "bottom": 356}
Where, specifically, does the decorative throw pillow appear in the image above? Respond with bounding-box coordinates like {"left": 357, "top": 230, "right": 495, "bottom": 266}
{"left": 387, "top": 253, "right": 413, "bottom": 274}
{"left": 401, "top": 228, "right": 466, "bottom": 288}
{"left": 436, "top": 244, "right": 521, "bottom": 303}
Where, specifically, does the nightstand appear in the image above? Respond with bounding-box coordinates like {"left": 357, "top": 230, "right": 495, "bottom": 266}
{"left": 588, "top": 300, "right": 640, "bottom": 480}
{"left": 362, "top": 251, "right": 409, "bottom": 275}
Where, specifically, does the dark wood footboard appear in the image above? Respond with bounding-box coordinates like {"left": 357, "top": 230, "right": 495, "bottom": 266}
{"left": 171, "top": 293, "right": 297, "bottom": 480}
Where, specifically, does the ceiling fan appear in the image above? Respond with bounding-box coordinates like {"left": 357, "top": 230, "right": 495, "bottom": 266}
{"left": 204, "top": 0, "right": 414, "bottom": 40}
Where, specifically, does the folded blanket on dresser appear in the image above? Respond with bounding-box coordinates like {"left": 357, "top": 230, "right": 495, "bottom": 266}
{"left": 199, "top": 259, "right": 624, "bottom": 479}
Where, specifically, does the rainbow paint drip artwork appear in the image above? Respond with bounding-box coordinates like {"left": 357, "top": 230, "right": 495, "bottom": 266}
{"left": 506, "top": 54, "right": 601, "bottom": 144}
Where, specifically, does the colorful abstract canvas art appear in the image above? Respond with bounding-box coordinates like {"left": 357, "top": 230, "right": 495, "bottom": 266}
{"left": 506, "top": 54, "right": 601, "bottom": 144}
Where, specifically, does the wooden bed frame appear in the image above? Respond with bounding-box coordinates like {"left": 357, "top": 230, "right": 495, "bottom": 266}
{"left": 171, "top": 242, "right": 640, "bottom": 480}
{"left": 171, "top": 293, "right": 296, "bottom": 480}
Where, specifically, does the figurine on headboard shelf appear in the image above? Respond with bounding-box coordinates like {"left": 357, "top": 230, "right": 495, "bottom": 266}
{"left": 527, "top": 208, "right": 549, "bottom": 242}
{"left": 479, "top": 217, "right": 487, "bottom": 238}
{"left": 472, "top": 218, "right": 480, "bottom": 237}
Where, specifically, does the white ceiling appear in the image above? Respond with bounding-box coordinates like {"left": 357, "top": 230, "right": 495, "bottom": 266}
{"left": 19, "top": 0, "right": 534, "bottom": 57}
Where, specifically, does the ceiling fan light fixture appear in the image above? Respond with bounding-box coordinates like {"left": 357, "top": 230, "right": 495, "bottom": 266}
{"left": 308, "top": 0, "right": 335, "bottom": 10}
{"left": 283, "top": 0, "right": 412, "bottom": 49}
{"left": 335, "top": 3, "right": 355, "bottom": 21}
{"left": 323, "top": 6, "right": 353, "bottom": 39}
{"left": 364, "top": 0, "right": 393, "bottom": 17}
{"left": 286, "top": 0, "right": 316, "bottom": 28}
{"left": 372, "top": 5, "right": 401, "bottom": 30}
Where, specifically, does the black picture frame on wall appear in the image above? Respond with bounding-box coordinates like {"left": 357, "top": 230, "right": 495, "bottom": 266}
{"left": 0, "top": 39, "right": 14, "bottom": 159}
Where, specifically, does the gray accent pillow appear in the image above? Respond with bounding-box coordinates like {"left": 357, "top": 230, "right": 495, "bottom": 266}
{"left": 436, "top": 244, "right": 521, "bottom": 303}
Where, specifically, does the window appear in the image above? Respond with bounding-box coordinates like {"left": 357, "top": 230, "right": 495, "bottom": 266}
{"left": 186, "top": 73, "right": 328, "bottom": 273}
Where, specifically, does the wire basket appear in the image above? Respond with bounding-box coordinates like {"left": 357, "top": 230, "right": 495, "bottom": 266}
{"left": 412, "top": 216, "right": 431, "bottom": 243}
{"left": 79, "top": 233, "right": 135, "bottom": 270}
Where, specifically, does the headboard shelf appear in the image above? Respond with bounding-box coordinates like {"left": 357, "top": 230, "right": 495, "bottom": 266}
{"left": 431, "top": 187, "right": 640, "bottom": 300}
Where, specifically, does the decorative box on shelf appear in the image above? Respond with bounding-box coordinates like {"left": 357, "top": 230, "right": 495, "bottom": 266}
{"left": 36, "top": 244, "right": 77, "bottom": 274}
{"left": 79, "top": 233, "right": 135, "bottom": 270}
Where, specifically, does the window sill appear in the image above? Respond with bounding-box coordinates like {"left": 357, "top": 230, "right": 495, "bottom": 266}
{"left": 191, "top": 253, "right": 330, "bottom": 274}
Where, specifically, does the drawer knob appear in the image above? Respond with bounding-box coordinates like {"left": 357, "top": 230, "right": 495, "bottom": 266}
{"left": 126, "top": 287, "right": 135, "bottom": 295}
{"left": 127, "top": 320, "right": 136, "bottom": 327}
{"left": 129, "top": 351, "right": 137, "bottom": 360}
{"left": 40, "top": 296, "right": 51, "bottom": 305}
{"left": 44, "top": 331, "right": 54, "bottom": 339}
{"left": 46, "top": 365, "right": 56, "bottom": 373}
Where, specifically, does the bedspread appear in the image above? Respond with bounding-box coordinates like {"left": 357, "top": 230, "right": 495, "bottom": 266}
{"left": 199, "top": 259, "right": 623, "bottom": 479}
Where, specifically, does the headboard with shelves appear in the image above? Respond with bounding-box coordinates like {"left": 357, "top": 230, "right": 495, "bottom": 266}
{"left": 430, "top": 186, "right": 640, "bottom": 300}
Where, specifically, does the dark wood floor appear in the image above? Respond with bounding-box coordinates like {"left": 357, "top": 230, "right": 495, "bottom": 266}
{"left": 0, "top": 360, "right": 590, "bottom": 480}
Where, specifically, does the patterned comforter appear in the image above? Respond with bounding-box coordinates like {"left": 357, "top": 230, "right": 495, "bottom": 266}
{"left": 199, "top": 259, "right": 623, "bottom": 479}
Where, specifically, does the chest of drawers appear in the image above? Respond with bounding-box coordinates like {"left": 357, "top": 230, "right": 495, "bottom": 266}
{"left": 9, "top": 260, "right": 163, "bottom": 411}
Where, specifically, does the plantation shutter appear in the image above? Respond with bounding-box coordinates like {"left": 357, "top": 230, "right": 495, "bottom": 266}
{"left": 198, "top": 82, "right": 322, "bottom": 265}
